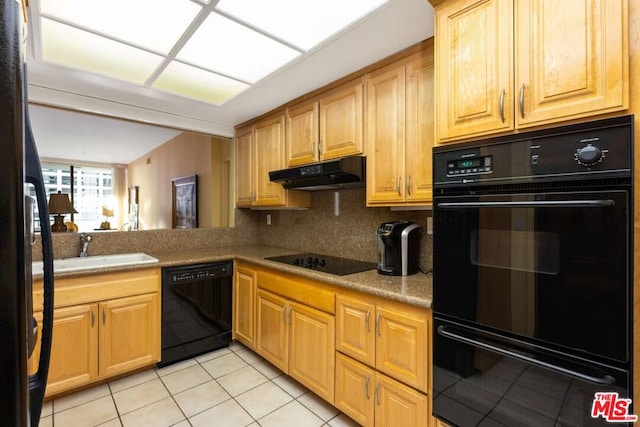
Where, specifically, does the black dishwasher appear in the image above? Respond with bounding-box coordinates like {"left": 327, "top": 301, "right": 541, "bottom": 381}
{"left": 159, "top": 261, "right": 233, "bottom": 367}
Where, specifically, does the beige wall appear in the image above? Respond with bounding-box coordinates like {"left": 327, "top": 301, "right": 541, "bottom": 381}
{"left": 127, "top": 132, "right": 232, "bottom": 230}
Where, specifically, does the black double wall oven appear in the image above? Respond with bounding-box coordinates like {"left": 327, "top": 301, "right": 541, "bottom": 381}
{"left": 432, "top": 115, "right": 634, "bottom": 426}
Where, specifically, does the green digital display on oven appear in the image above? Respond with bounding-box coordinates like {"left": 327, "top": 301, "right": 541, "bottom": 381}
{"left": 457, "top": 158, "right": 482, "bottom": 168}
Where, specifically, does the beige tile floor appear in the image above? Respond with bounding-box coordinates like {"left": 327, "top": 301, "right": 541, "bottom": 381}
{"left": 39, "top": 341, "right": 360, "bottom": 427}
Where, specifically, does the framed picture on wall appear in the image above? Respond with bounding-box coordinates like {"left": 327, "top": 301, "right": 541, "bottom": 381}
{"left": 128, "top": 185, "right": 139, "bottom": 230}
{"left": 172, "top": 175, "right": 198, "bottom": 229}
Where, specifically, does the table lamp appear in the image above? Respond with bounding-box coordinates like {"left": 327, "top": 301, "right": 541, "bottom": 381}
{"left": 48, "top": 191, "right": 77, "bottom": 232}
{"left": 101, "top": 206, "right": 113, "bottom": 230}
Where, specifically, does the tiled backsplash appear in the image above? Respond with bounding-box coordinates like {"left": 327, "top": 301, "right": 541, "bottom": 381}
{"left": 255, "top": 188, "right": 433, "bottom": 271}
{"left": 33, "top": 188, "right": 433, "bottom": 272}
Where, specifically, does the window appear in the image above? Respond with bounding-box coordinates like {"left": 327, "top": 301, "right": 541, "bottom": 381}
{"left": 30, "top": 162, "right": 115, "bottom": 232}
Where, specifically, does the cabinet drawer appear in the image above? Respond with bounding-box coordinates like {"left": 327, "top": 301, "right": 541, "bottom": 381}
{"left": 257, "top": 271, "right": 335, "bottom": 314}
{"left": 33, "top": 268, "right": 160, "bottom": 310}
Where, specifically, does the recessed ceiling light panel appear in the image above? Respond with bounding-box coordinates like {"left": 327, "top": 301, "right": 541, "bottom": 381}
{"left": 40, "top": 0, "right": 202, "bottom": 53}
{"left": 177, "top": 12, "right": 300, "bottom": 84}
{"left": 41, "top": 19, "right": 164, "bottom": 84}
{"left": 153, "top": 61, "right": 251, "bottom": 105}
{"left": 216, "top": 0, "right": 389, "bottom": 51}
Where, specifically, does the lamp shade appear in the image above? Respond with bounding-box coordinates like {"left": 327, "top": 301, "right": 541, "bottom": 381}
{"left": 48, "top": 191, "right": 78, "bottom": 215}
{"left": 102, "top": 206, "right": 114, "bottom": 217}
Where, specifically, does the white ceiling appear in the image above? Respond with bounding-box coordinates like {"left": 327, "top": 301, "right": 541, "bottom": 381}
{"left": 25, "top": 0, "right": 434, "bottom": 165}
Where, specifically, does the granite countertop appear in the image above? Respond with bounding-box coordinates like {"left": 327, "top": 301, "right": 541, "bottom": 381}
{"left": 39, "top": 245, "right": 433, "bottom": 309}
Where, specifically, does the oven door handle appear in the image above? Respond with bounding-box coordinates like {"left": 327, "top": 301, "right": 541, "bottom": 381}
{"left": 437, "top": 200, "right": 615, "bottom": 209}
{"left": 437, "top": 325, "right": 616, "bottom": 386}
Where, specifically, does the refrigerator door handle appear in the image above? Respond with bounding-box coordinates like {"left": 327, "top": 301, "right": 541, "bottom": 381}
{"left": 24, "top": 64, "right": 54, "bottom": 425}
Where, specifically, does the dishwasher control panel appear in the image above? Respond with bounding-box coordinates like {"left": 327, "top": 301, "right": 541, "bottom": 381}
{"left": 166, "top": 261, "right": 233, "bottom": 284}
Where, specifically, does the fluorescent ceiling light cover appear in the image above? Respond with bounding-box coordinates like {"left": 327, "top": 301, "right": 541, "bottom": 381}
{"left": 41, "top": 19, "right": 164, "bottom": 84}
{"left": 177, "top": 12, "right": 300, "bottom": 84}
{"left": 216, "top": 0, "right": 388, "bottom": 51}
{"left": 40, "top": 0, "right": 202, "bottom": 54}
{"left": 153, "top": 62, "right": 250, "bottom": 105}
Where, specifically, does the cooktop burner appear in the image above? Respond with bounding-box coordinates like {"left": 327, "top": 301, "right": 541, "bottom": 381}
{"left": 265, "top": 253, "right": 376, "bottom": 276}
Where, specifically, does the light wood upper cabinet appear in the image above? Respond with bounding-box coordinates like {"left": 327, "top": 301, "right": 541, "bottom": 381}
{"left": 319, "top": 78, "right": 365, "bottom": 161}
{"left": 366, "top": 48, "right": 434, "bottom": 206}
{"left": 285, "top": 78, "right": 365, "bottom": 166}
{"left": 286, "top": 101, "right": 319, "bottom": 166}
{"left": 235, "top": 114, "right": 310, "bottom": 208}
{"left": 234, "top": 125, "right": 254, "bottom": 207}
{"left": 515, "top": 0, "right": 628, "bottom": 127}
{"left": 435, "top": 0, "right": 628, "bottom": 143}
{"left": 254, "top": 114, "right": 288, "bottom": 206}
{"left": 233, "top": 263, "right": 257, "bottom": 349}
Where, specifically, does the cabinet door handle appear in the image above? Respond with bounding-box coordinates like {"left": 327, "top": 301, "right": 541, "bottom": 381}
{"left": 376, "top": 313, "right": 382, "bottom": 337}
{"left": 102, "top": 308, "right": 106, "bottom": 325}
{"left": 282, "top": 306, "right": 287, "bottom": 323}
{"left": 288, "top": 306, "right": 292, "bottom": 323}
{"left": 407, "top": 175, "right": 412, "bottom": 196}
{"left": 365, "top": 310, "right": 371, "bottom": 332}
{"left": 91, "top": 310, "right": 95, "bottom": 327}
{"left": 365, "top": 376, "right": 371, "bottom": 400}
{"left": 499, "top": 89, "right": 505, "bottom": 123}
{"left": 519, "top": 83, "right": 525, "bottom": 118}
{"left": 318, "top": 140, "right": 322, "bottom": 158}
{"left": 374, "top": 381, "right": 381, "bottom": 406}
{"left": 396, "top": 177, "right": 402, "bottom": 196}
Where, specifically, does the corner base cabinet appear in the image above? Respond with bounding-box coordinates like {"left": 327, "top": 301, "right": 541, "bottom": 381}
{"left": 29, "top": 268, "right": 161, "bottom": 398}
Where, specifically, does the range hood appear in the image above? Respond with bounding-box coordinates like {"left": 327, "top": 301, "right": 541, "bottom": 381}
{"left": 269, "top": 156, "right": 366, "bottom": 191}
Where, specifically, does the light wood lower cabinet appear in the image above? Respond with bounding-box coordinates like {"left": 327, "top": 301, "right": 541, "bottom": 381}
{"left": 233, "top": 264, "right": 257, "bottom": 349}
{"left": 335, "top": 353, "right": 428, "bottom": 427}
{"left": 29, "top": 268, "right": 161, "bottom": 398}
{"left": 99, "top": 293, "right": 159, "bottom": 378}
{"left": 45, "top": 304, "right": 98, "bottom": 396}
{"left": 256, "top": 289, "right": 335, "bottom": 403}
{"left": 336, "top": 294, "right": 429, "bottom": 392}
{"left": 233, "top": 262, "right": 433, "bottom": 426}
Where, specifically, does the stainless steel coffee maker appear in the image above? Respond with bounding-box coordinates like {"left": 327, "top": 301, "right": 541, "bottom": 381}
{"left": 376, "top": 220, "right": 421, "bottom": 276}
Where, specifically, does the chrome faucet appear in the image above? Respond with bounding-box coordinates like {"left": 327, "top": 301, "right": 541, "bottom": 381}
{"left": 79, "top": 233, "right": 93, "bottom": 257}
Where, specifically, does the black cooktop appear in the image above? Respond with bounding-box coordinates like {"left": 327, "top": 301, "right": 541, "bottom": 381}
{"left": 265, "top": 253, "right": 376, "bottom": 276}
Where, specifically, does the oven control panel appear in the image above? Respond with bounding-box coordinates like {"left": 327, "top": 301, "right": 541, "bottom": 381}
{"left": 433, "top": 115, "right": 632, "bottom": 188}
{"left": 447, "top": 156, "right": 493, "bottom": 176}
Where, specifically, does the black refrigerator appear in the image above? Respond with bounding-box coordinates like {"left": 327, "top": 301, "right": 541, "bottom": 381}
{"left": 0, "top": 1, "right": 54, "bottom": 426}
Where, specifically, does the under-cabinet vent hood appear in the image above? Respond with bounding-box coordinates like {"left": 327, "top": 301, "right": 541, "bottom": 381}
{"left": 269, "top": 156, "right": 366, "bottom": 191}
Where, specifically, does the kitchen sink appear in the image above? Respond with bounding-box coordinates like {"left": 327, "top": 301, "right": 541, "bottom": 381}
{"left": 32, "top": 253, "right": 159, "bottom": 275}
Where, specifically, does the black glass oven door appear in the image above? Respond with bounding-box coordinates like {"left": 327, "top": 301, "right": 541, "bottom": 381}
{"left": 433, "top": 318, "right": 632, "bottom": 427}
{"left": 433, "top": 190, "right": 629, "bottom": 364}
